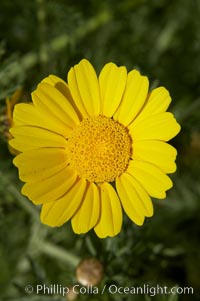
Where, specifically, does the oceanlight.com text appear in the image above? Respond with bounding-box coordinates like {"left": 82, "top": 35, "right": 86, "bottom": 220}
{"left": 108, "top": 284, "right": 193, "bottom": 296}
{"left": 25, "top": 283, "right": 194, "bottom": 297}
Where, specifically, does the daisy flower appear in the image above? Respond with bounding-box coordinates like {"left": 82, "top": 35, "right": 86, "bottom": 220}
{"left": 10, "top": 59, "right": 180, "bottom": 238}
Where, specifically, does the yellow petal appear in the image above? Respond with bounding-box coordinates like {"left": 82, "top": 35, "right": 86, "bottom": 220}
{"left": 41, "top": 75, "right": 73, "bottom": 102}
{"left": 13, "top": 148, "right": 68, "bottom": 182}
{"left": 94, "top": 182, "right": 122, "bottom": 238}
{"left": 132, "top": 87, "right": 171, "bottom": 126}
{"left": 41, "top": 178, "right": 87, "bottom": 227}
{"left": 22, "top": 166, "right": 77, "bottom": 205}
{"left": 71, "top": 182, "right": 100, "bottom": 234}
{"left": 132, "top": 140, "right": 177, "bottom": 173}
{"left": 41, "top": 75, "right": 82, "bottom": 120}
{"left": 13, "top": 103, "right": 71, "bottom": 137}
{"left": 32, "top": 82, "right": 79, "bottom": 130}
{"left": 116, "top": 173, "right": 153, "bottom": 225}
{"left": 114, "top": 70, "right": 149, "bottom": 126}
{"left": 99, "top": 63, "right": 127, "bottom": 117}
{"left": 10, "top": 126, "right": 67, "bottom": 151}
{"left": 127, "top": 160, "right": 173, "bottom": 199}
{"left": 68, "top": 67, "right": 88, "bottom": 119}
{"left": 71, "top": 59, "right": 101, "bottom": 116}
{"left": 129, "top": 112, "right": 181, "bottom": 141}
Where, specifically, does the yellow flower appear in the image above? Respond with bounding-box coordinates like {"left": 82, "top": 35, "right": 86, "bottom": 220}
{"left": 0, "top": 89, "right": 22, "bottom": 155}
{"left": 9, "top": 59, "right": 181, "bottom": 238}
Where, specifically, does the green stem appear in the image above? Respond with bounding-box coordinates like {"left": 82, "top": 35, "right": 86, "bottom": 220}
{"left": 36, "top": 0, "right": 49, "bottom": 66}
{"left": 0, "top": 171, "right": 39, "bottom": 219}
{"left": 38, "top": 241, "right": 80, "bottom": 267}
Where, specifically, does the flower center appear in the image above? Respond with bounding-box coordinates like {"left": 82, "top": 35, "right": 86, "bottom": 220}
{"left": 66, "top": 115, "right": 132, "bottom": 183}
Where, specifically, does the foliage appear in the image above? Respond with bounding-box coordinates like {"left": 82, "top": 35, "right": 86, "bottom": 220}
{"left": 0, "top": 0, "right": 200, "bottom": 300}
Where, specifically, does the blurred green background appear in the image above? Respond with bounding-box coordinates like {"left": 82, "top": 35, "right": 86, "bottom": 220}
{"left": 0, "top": 0, "right": 200, "bottom": 300}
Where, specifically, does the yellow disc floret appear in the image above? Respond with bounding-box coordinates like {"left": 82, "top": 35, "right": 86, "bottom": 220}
{"left": 66, "top": 115, "right": 132, "bottom": 183}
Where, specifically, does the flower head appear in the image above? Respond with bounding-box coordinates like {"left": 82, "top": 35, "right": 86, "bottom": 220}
{"left": 10, "top": 59, "right": 181, "bottom": 238}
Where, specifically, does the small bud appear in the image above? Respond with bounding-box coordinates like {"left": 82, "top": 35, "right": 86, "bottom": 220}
{"left": 76, "top": 258, "right": 104, "bottom": 286}
{"left": 66, "top": 286, "right": 77, "bottom": 301}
